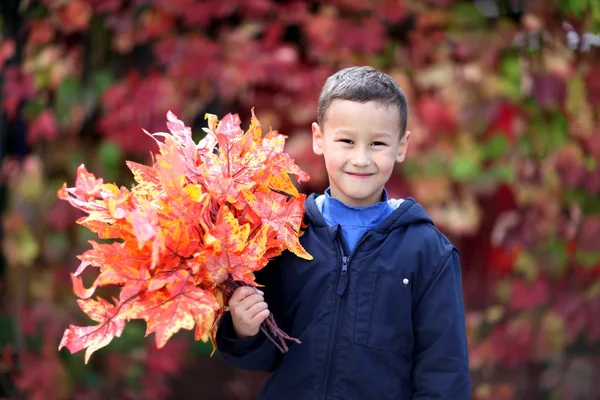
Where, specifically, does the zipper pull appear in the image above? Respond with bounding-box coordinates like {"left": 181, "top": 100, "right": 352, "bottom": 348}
{"left": 336, "top": 256, "right": 349, "bottom": 295}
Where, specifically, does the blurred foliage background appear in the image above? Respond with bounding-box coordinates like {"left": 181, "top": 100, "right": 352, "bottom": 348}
{"left": 1, "top": 0, "right": 600, "bottom": 399}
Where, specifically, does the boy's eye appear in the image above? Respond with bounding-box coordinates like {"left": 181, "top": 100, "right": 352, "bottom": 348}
{"left": 338, "top": 139, "right": 353, "bottom": 144}
{"left": 372, "top": 141, "right": 387, "bottom": 146}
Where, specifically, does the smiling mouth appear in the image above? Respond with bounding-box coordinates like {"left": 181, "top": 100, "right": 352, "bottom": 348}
{"left": 346, "top": 172, "right": 373, "bottom": 178}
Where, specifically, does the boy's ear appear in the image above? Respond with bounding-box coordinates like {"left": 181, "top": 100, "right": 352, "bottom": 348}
{"left": 312, "top": 122, "right": 324, "bottom": 156}
{"left": 396, "top": 130, "right": 411, "bottom": 163}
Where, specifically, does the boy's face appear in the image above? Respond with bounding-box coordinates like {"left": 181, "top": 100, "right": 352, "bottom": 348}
{"left": 312, "top": 99, "right": 411, "bottom": 207}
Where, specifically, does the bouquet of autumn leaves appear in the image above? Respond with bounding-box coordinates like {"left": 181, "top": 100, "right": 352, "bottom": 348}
{"left": 57, "top": 110, "right": 312, "bottom": 363}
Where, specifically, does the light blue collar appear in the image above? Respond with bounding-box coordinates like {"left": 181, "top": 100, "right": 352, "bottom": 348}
{"left": 315, "top": 188, "right": 403, "bottom": 214}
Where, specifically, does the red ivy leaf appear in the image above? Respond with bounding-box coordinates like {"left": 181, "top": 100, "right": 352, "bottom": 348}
{"left": 509, "top": 278, "right": 549, "bottom": 311}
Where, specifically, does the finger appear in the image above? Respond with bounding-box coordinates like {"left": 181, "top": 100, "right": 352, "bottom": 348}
{"left": 250, "top": 308, "right": 270, "bottom": 325}
{"left": 238, "top": 294, "right": 265, "bottom": 311}
{"left": 246, "top": 301, "right": 268, "bottom": 318}
{"left": 230, "top": 286, "right": 257, "bottom": 303}
{"left": 235, "top": 286, "right": 264, "bottom": 299}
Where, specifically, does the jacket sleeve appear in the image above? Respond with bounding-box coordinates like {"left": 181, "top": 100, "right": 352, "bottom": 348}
{"left": 215, "top": 257, "right": 284, "bottom": 373}
{"left": 411, "top": 247, "right": 471, "bottom": 399}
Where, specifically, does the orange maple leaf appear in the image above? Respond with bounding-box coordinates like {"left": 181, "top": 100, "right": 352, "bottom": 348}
{"left": 58, "top": 109, "right": 312, "bottom": 362}
{"left": 200, "top": 223, "right": 269, "bottom": 286}
{"left": 204, "top": 205, "right": 250, "bottom": 254}
{"left": 243, "top": 190, "right": 311, "bottom": 260}
{"left": 57, "top": 165, "right": 107, "bottom": 214}
{"left": 200, "top": 144, "right": 267, "bottom": 203}
{"left": 126, "top": 160, "right": 162, "bottom": 196}
{"left": 127, "top": 278, "right": 220, "bottom": 349}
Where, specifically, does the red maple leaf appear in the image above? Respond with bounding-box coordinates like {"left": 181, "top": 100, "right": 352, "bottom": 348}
{"left": 59, "top": 297, "right": 126, "bottom": 364}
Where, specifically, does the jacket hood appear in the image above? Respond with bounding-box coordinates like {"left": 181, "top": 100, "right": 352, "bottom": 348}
{"left": 304, "top": 193, "right": 433, "bottom": 234}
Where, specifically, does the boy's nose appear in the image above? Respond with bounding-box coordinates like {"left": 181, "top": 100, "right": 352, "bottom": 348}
{"left": 350, "top": 150, "right": 371, "bottom": 167}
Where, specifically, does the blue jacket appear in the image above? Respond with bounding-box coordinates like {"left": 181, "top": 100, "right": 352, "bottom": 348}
{"left": 216, "top": 194, "right": 471, "bottom": 400}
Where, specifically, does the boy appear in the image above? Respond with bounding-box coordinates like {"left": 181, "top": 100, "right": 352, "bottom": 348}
{"left": 216, "top": 66, "right": 471, "bottom": 399}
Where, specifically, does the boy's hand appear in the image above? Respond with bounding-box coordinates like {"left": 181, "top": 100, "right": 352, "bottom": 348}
{"left": 229, "top": 286, "right": 270, "bottom": 339}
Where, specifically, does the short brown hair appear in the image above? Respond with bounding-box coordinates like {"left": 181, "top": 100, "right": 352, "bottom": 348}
{"left": 317, "top": 66, "right": 408, "bottom": 136}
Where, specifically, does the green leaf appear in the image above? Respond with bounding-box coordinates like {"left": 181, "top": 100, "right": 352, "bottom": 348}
{"left": 13, "top": 229, "right": 40, "bottom": 267}
{"left": 514, "top": 250, "right": 539, "bottom": 282}
{"left": 125, "top": 364, "right": 144, "bottom": 391}
{"left": 193, "top": 338, "right": 215, "bottom": 356}
{"left": 450, "top": 152, "right": 481, "bottom": 182}
{"left": 566, "top": 75, "right": 587, "bottom": 115}
{"left": 499, "top": 52, "right": 522, "bottom": 100}
{"left": 564, "top": 189, "right": 600, "bottom": 214}
{"left": 403, "top": 151, "right": 452, "bottom": 180}
{"left": 63, "top": 350, "right": 104, "bottom": 388}
{"left": 548, "top": 113, "right": 568, "bottom": 150}
{"left": 480, "top": 134, "right": 509, "bottom": 160}
{"left": 575, "top": 249, "right": 600, "bottom": 268}
{"left": 91, "top": 70, "right": 113, "bottom": 97}
{"left": 105, "top": 321, "right": 146, "bottom": 353}
{"left": 495, "top": 279, "right": 513, "bottom": 304}
{"left": 450, "top": 2, "right": 488, "bottom": 30}
{"left": 67, "top": 152, "right": 87, "bottom": 174}
{"left": 0, "top": 316, "right": 15, "bottom": 345}
{"left": 44, "top": 231, "right": 69, "bottom": 261}
{"left": 76, "top": 224, "right": 98, "bottom": 244}
{"left": 33, "top": 67, "right": 52, "bottom": 90}
{"left": 82, "top": 70, "right": 115, "bottom": 111}
{"left": 30, "top": 5, "right": 48, "bottom": 19}
{"left": 593, "top": 1, "right": 600, "bottom": 29}
{"left": 98, "top": 140, "right": 123, "bottom": 182}
{"left": 22, "top": 99, "right": 46, "bottom": 120}
{"left": 424, "top": 152, "right": 449, "bottom": 177}
{"left": 517, "top": 134, "right": 532, "bottom": 156}
{"left": 586, "top": 156, "right": 597, "bottom": 171}
{"left": 540, "top": 236, "right": 570, "bottom": 277}
{"left": 557, "top": 0, "right": 592, "bottom": 16}
{"left": 54, "top": 77, "right": 82, "bottom": 123}
{"left": 491, "top": 164, "right": 515, "bottom": 183}
{"left": 528, "top": 111, "right": 568, "bottom": 158}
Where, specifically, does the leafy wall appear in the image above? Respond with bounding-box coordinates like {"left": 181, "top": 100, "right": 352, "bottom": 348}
{"left": 1, "top": 0, "right": 599, "bottom": 399}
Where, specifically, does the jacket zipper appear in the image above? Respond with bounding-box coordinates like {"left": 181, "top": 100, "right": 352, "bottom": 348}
{"left": 322, "top": 230, "right": 369, "bottom": 399}
{"left": 336, "top": 252, "right": 349, "bottom": 295}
